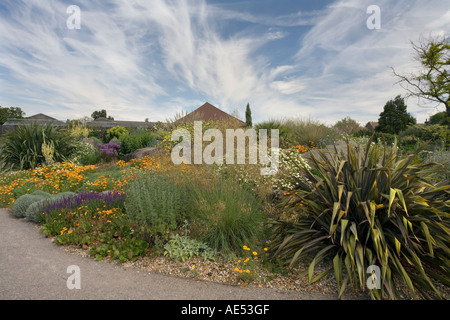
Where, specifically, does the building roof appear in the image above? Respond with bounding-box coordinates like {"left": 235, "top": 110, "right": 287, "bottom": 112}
{"left": 365, "top": 122, "right": 379, "bottom": 131}
{"left": 88, "top": 117, "right": 154, "bottom": 129}
{"left": 3, "top": 113, "right": 65, "bottom": 126}
{"left": 28, "top": 113, "right": 58, "bottom": 121}
{"left": 177, "top": 102, "right": 246, "bottom": 126}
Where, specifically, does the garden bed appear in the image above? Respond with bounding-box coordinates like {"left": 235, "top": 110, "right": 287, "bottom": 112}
{"left": 1, "top": 123, "right": 448, "bottom": 300}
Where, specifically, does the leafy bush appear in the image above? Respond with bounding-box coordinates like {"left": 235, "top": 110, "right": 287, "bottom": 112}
{"left": 351, "top": 130, "right": 396, "bottom": 146}
{"left": 88, "top": 129, "right": 108, "bottom": 143}
{"left": 69, "top": 142, "right": 100, "bottom": 165}
{"left": 0, "top": 123, "right": 76, "bottom": 171}
{"left": 254, "top": 120, "right": 293, "bottom": 148}
{"left": 124, "top": 172, "right": 188, "bottom": 249}
{"left": 188, "top": 177, "right": 265, "bottom": 255}
{"left": 398, "top": 124, "right": 449, "bottom": 149}
{"left": 118, "top": 132, "right": 155, "bottom": 156}
{"left": 268, "top": 138, "right": 450, "bottom": 300}
{"left": 164, "top": 234, "right": 216, "bottom": 262}
{"left": 12, "top": 190, "right": 52, "bottom": 218}
{"left": 106, "top": 126, "right": 128, "bottom": 141}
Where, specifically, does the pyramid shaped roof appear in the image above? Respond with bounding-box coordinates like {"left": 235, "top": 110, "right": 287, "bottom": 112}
{"left": 177, "top": 102, "right": 246, "bottom": 126}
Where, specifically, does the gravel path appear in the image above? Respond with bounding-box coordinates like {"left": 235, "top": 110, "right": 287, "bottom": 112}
{"left": 0, "top": 208, "right": 344, "bottom": 300}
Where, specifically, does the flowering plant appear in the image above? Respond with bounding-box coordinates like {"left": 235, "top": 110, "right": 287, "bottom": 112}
{"left": 97, "top": 142, "right": 121, "bottom": 157}
{"left": 35, "top": 190, "right": 126, "bottom": 223}
{"left": 234, "top": 245, "right": 268, "bottom": 284}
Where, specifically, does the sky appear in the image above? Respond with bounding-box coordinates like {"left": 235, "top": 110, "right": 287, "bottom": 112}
{"left": 0, "top": 0, "right": 449, "bottom": 126}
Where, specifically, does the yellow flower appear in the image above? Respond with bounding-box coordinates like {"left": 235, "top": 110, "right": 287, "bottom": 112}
{"left": 252, "top": 251, "right": 257, "bottom": 255}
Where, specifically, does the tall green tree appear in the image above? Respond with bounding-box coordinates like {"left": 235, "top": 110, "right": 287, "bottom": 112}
{"left": 392, "top": 36, "right": 449, "bottom": 125}
{"left": 0, "top": 106, "right": 25, "bottom": 125}
{"left": 376, "top": 95, "right": 416, "bottom": 134}
{"left": 91, "top": 109, "right": 114, "bottom": 120}
{"left": 245, "top": 103, "right": 252, "bottom": 127}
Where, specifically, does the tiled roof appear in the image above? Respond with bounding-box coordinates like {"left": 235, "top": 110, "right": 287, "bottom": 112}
{"left": 177, "top": 102, "right": 246, "bottom": 126}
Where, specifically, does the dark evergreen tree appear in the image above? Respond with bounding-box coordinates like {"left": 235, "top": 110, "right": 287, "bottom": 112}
{"left": 245, "top": 103, "right": 252, "bottom": 127}
{"left": 376, "top": 95, "right": 416, "bottom": 134}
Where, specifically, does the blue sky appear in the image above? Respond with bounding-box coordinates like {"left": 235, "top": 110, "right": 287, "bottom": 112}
{"left": 0, "top": 0, "right": 449, "bottom": 125}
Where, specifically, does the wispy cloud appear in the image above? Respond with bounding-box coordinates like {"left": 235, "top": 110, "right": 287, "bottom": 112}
{"left": 267, "top": 0, "right": 450, "bottom": 124}
{"left": 0, "top": 0, "right": 165, "bottom": 119}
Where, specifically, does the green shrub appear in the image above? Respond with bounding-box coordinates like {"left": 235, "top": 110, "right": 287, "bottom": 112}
{"left": 69, "top": 142, "right": 100, "bottom": 165}
{"left": 352, "top": 129, "right": 373, "bottom": 138}
{"left": 88, "top": 129, "right": 108, "bottom": 143}
{"left": 351, "top": 130, "right": 397, "bottom": 147}
{"left": 268, "top": 138, "right": 450, "bottom": 300}
{"left": 13, "top": 190, "right": 52, "bottom": 218}
{"left": 188, "top": 177, "right": 265, "bottom": 255}
{"left": 79, "top": 151, "right": 104, "bottom": 166}
{"left": 0, "top": 123, "right": 76, "bottom": 171}
{"left": 124, "top": 172, "right": 188, "bottom": 249}
{"left": 118, "top": 132, "right": 155, "bottom": 156}
{"left": 398, "top": 124, "right": 449, "bottom": 149}
{"left": 106, "top": 126, "right": 128, "bottom": 141}
{"left": 254, "top": 120, "right": 293, "bottom": 148}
